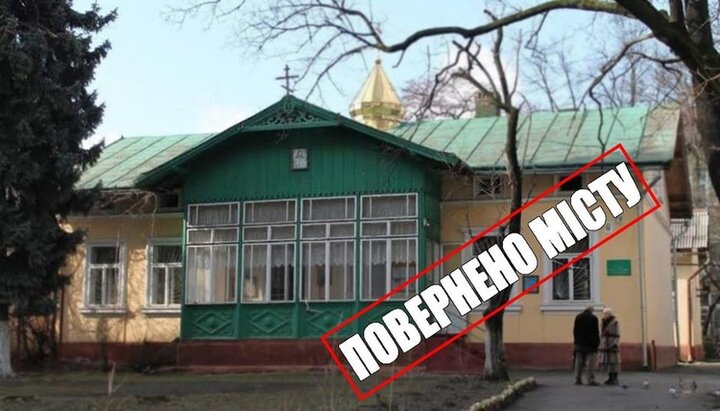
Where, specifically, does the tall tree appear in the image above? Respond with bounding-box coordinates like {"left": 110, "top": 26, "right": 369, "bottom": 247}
{"left": 0, "top": 1, "right": 114, "bottom": 377}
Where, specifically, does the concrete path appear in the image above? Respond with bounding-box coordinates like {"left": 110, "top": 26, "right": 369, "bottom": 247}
{"left": 511, "top": 364, "right": 720, "bottom": 411}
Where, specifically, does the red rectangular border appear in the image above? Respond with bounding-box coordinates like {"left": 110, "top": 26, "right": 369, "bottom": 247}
{"left": 321, "top": 143, "right": 661, "bottom": 400}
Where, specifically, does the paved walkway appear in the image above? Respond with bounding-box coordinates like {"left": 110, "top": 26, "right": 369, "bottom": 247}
{"left": 511, "top": 364, "right": 720, "bottom": 410}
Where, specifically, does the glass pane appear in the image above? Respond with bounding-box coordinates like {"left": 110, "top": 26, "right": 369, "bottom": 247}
{"left": 302, "top": 224, "right": 326, "bottom": 239}
{"left": 211, "top": 245, "right": 236, "bottom": 303}
{"left": 565, "top": 237, "right": 590, "bottom": 254}
{"left": 473, "top": 236, "right": 501, "bottom": 255}
{"left": 213, "top": 228, "right": 238, "bottom": 243}
{"left": 243, "top": 244, "right": 267, "bottom": 302}
{"left": 390, "top": 239, "right": 408, "bottom": 297}
{"left": 152, "top": 267, "right": 167, "bottom": 305}
{"left": 407, "top": 239, "right": 417, "bottom": 295}
{"left": 329, "top": 241, "right": 354, "bottom": 300}
{"left": 186, "top": 247, "right": 211, "bottom": 304}
{"left": 187, "top": 229, "right": 212, "bottom": 244}
{"left": 270, "top": 244, "right": 294, "bottom": 301}
{"left": 91, "top": 246, "right": 118, "bottom": 264}
{"left": 89, "top": 268, "right": 103, "bottom": 304}
{"left": 190, "top": 203, "right": 238, "bottom": 226}
{"left": 245, "top": 200, "right": 295, "bottom": 224}
{"left": 271, "top": 225, "right": 295, "bottom": 240}
{"left": 361, "top": 222, "right": 387, "bottom": 237}
{"left": 302, "top": 242, "right": 326, "bottom": 300}
{"left": 171, "top": 266, "right": 183, "bottom": 304}
{"left": 390, "top": 220, "right": 417, "bottom": 236}
{"left": 572, "top": 258, "right": 591, "bottom": 300}
{"left": 362, "top": 240, "right": 387, "bottom": 299}
{"left": 154, "top": 245, "right": 181, "bottom": 263}
{"left": 552, "top": 258, "right": 570, "bottom": 300}
{"left": 244, "top": 226, "right": 268, "bottom": 241}
{"left": 105, "top": 268, "right": 119, "bottom": 305}
{"left": 329, "top": 223, "right": 354, "bottom": 238}
{"left": 302, "top": 198, "right": 355, "bottom": 221}
{"left": 362, "top": 194, "right": 416, "bottom": 219}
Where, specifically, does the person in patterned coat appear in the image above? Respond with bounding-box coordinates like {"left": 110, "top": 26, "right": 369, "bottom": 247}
{"left": 599, "top": 307, "right": 621, "bottom": 385}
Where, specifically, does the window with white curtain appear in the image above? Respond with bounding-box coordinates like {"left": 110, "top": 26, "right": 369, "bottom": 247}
{"left": 242, "top": 199, "right": 296, "bottom": 302}
{"left": 85, "top": 244, "right": 125, "bottom": 309}
{"left": 360, "top": 194, "right": 418, "bottom": 300}
{"left": 186, "top": 203, "right": 239, "bottom": 304}
{"left": 147, "top": 241, "right": 182, "bottom": 309}
{"left": 301, "top": 197, "right": 355, "bottom": 301}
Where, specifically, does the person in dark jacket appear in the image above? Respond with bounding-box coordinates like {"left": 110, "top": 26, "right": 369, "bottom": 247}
{"left": 573, "top": 305, "right": 600, "bottom": 385}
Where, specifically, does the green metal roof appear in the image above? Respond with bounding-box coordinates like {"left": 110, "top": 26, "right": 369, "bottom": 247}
{"left": 78, "top": 98, "right": 680, "bottom": 190}
{"left": 77, "top": 133, "right": 214, "bottom": 189}
{"left": 389, "top": 105, "right": 680, "bottom": 171}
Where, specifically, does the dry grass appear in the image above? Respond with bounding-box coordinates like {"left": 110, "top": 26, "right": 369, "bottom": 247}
{"left": 0, "top": 370, "right": 510, "bottom": 410}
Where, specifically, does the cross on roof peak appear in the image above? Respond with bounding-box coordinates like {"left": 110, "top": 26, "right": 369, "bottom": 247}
{"left": 275, "top": 64, "right": 299, "bottom": 96}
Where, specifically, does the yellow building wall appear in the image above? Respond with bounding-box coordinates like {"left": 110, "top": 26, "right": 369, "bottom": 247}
{"left": 61, "top": 215, "right": 183, "bottom": 344}
{"left": 676, "top": 253, "right": 704, "bottom": 361}
{"left": 441, "top": 170, "right": 672, "bottom": 349}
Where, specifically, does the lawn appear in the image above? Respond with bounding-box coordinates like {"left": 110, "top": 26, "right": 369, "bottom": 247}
{"left": 0, "top": 370, "right": 509, "bottom": 410}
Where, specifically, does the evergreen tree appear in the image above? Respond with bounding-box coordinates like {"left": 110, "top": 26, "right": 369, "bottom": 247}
{"left": 0, "top": 0, "right": 115, "bottom": 376}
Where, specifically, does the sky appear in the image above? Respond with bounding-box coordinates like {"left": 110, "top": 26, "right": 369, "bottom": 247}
{"left": 75, "top": 0, "right": 598, "bottom": 147}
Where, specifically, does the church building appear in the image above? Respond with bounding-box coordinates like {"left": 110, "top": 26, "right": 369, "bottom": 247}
{"left": 58, "top": 60, "right": 700, "bottom": 371}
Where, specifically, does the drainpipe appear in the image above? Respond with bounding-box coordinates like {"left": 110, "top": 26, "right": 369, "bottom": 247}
{"left": 637, "top": 199, "right": 649, "bottom": 369}
{"left": 672, "top": 238, "right": 681, "bottom": 360}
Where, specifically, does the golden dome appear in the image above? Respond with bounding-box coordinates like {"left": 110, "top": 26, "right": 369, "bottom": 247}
{"left": 350, "top": 59, "right": 404, "bottom": 130}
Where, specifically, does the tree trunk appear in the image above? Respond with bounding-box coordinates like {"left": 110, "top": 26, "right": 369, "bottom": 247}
{"left": 0, "top": 303, "right": 14, "bottom": 378}
{"left": 483, "top": 107, "right": 522, "bottom": 381}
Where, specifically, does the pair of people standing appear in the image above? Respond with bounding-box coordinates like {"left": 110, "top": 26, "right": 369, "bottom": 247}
{"left": 573, "top": 306, "right": 621, "bottom": 386}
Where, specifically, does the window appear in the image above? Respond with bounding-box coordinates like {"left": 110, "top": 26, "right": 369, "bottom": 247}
{"left": 186, "top": 203, "right": 239, "bottom": 304}
{"left": 301, "top": 197, "right": 356, "bottom": 301}
{"left": 157, "top": 191, "right": 181, "bottom": 211}
{"left": 551, "top": 237, "right": 592, "bottom": 301}
{"left": 475, "top": 175, "right": 503, "bottom": 197}
{"left": 558, "top": 174, "right": 583, "bottom": 192}
{"left": 242, "top": 200, "right": 296, "bottom": 302}
{"left": 85, "top": 244, "right": 125, "bottom": 310}
{"left": 147, "top": 242, "right": 182, "bottom": 309}
{"left": 361, "top": 194, "right": 418, "bottom": 300}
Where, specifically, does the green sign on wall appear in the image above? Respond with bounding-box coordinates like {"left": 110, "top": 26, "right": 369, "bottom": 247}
{"left": 607, "top": 259, "right": 632, "bottom": 276}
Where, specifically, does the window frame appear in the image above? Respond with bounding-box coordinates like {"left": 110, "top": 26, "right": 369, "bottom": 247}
{"left": 359, "top": 193, "right": 419, "bottom": 301}
{"left": 299, "top": 195, "right": 357, "bottom": 302}
{"left": 241, "top": 198, "right": 298, "bottom": 304}
{"left": 360, "top": 193, "right": 418, "bottom": 220}
{"left": 300, "top": 239, "right": 355, "bottom": 302}
{"left": 82, "top": 241, "right": 127, "bottom": 314}
{"left": 185, "top": 201, "right": 240, "bottom": 305}
{"left": 473, "top": 174, "right": 504, "bottom": 198}
{"left": 555, "top": 174, "right": 584, "bottom": 193}
{"left": 145, "top": 238, "right": 183, "bottom": 313}
{"left": 541, "top": 231, "right": 601, "bottom": 311}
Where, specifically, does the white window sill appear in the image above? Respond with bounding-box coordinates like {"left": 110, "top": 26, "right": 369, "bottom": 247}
{"left": 80, "top": 307, "right": 127, "bottom": 315}
{"left": 143, "top": 306, "right": 181, "bottom": 315}
{"left": 540, "top": 303, "right": 603, "bottom": 313}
